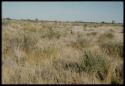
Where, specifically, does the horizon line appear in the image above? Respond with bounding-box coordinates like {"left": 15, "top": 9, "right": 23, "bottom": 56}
{"left": 2, "top": 17, "right": 123, "bottom": 24}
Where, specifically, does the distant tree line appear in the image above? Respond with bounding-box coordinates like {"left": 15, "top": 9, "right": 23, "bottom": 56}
{"left": 3, "top": 18, "right": 120, "bottom": 25}
{"left": 101, "top": 20, "right": 116, "bottom": 24}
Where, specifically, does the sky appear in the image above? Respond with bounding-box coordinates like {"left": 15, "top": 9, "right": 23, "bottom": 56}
{"left": 2, "top": 2, "right": 123, "bottom": 23}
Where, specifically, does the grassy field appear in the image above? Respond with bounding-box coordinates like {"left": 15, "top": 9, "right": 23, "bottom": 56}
{"left": 2, "top": 19, "right": 123, "bottom": 84}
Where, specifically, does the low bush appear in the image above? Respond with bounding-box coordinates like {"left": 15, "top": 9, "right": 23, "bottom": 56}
{"left": 79, "top": 50, "right": 110, "bottom": 80}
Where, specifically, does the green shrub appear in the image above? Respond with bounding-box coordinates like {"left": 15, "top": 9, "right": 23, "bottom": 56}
{"left": 79, "top": 50, "right": 110, "bottom": 80}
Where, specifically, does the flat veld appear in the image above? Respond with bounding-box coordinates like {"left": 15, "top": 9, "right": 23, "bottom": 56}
{"left": 2, "top": 19, "right": 123, "bottom": 84}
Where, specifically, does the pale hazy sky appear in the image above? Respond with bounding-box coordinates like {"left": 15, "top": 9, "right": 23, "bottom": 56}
{"left": 2, "top": 2, "right": 123, "bottom": 23}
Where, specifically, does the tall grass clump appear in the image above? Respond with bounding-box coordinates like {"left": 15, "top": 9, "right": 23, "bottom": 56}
{"left": 27, "top": 45, "right": 59, "bottom": 65}
{"left": 2, "top": 19, "right": 12, "bottom": 26}
{"left": 83, "top": 24, "right": 87, "bottom": 30}
{"left": 41, "top": 46, "right": 59, "bottom": 59}
{"left": 71, "top": 36, "right": 94, "bottom": 49}
{"left": 23, "top": 31, "right": 39, "bottom": 53}
{"left": 111, "top": 63, "right": 123, "bottom": 84}
{"left": 98, "top": 32, "right": 114, "bottom": 43}
{"left": 105, "top": 32, "right": 114, "bottom": 39}
{"left": 79, "top": 50, "right": 110, "bottom": 80}
{"left": 86, "top": 32, "right": 97, "bottom": 36}
{"left": 100, "top": 40, "right": 123, "bottom": 58}
{"left": 44, "top": 27, "right": 61, "bottom": 39}
{"left": 2, "top": 29, "right": 24, "bottom": 57}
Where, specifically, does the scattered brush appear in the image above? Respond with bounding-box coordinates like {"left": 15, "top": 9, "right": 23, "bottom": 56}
{"left": 2, "top": 19, "right": 123, "bottom": 84}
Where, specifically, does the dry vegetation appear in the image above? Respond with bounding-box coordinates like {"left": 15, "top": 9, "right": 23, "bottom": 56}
{"left": 2, "top": 19, "right": 123, "bottom": 84}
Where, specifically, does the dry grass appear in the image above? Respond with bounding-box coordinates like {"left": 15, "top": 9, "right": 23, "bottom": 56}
{"left": 70, "top": 34, "right": 95, "bottom": 50}
{"left": 98, "top": 32, "right": 115, "bottom": 43}
{"left": 2, "top": 19, "right": 123, "bottom": 84}
{"left": 99, "top": 40, "right": 123, "bottom": 58}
